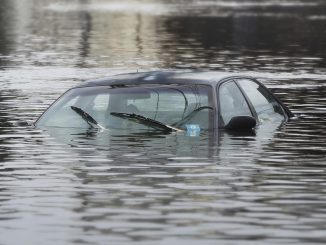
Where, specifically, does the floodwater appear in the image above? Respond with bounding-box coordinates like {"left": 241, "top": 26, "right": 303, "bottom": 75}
{"left": 1, "top": 0, "right": 326, "bottom": 244}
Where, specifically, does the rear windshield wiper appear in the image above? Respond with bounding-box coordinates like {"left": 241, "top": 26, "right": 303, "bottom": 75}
{"left": 71, "top": 106, "right": 105, "bottom": 129}
{"left": 110, "top": 112, "right": 182, "bottom": 132}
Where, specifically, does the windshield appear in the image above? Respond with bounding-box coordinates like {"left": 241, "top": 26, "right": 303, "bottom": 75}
{"left": 36, "top": 84, "right": 214, "bottom": 131}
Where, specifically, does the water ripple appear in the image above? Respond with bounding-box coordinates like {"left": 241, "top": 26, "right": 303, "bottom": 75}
{"left": 1, "top": 0, "right": 326, "bottom": 244}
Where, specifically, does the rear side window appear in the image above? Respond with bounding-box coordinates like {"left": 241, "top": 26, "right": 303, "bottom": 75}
{"left": 219, "top": 81, "right": 252, "bottom": 125}
{"left": 236, "top": 79, "right": 285, "bottom": 122}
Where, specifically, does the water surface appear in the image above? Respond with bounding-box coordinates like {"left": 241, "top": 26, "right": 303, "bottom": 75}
{"left": 1, "top": 0, "right": 326, "bottom": 244}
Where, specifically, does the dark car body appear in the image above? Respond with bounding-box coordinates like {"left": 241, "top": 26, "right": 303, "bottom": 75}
{"left": 35, "top": 71, "right": 293, "bottom": 133}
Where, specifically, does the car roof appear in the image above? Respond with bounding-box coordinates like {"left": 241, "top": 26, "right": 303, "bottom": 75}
{"left": 76, "top": 70, "right": 254, "bottom": 88}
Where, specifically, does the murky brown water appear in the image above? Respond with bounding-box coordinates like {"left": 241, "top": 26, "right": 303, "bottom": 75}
{"left": 1, "top": 0, "right": 326, "bottom": 244}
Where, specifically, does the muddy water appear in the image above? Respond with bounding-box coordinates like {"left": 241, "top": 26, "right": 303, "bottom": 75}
{"left": 1, "top": 0, "right": 326, "bottom": 244}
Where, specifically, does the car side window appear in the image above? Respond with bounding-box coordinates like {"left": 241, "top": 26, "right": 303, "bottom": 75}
{"left": 219, "top": 81, "right": 252, "bottom": 125}
{"left": 236, "top": 79, "right": 285, "bottom": 122}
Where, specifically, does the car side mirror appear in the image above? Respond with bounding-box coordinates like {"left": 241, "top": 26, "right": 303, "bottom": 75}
{"left": 225, "top": 116, "right": 256, "bottom": 131}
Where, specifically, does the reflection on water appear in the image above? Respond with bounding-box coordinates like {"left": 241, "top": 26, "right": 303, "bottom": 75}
{"left": 1, "top": 0, "right": 326, "bottom": 244}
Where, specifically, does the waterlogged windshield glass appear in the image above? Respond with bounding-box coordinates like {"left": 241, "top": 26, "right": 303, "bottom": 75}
{"left": 36, "top": 85, "right": 214, "bottom": 131}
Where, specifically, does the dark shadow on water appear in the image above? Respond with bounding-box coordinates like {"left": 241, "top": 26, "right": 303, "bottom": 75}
{"left": 77, "top": 9, "right": 92, "bottom": 67}
{"left": 0, "top": 0, "right": 15, "bottom": 67}
{"left": 160, "top": 12, "right": 326, "bottom": 69}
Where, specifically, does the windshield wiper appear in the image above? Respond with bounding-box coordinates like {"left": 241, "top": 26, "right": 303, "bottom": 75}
{"left": 71, "top": 106, "right": 105, "bottom": 130}
{"left": 110, "top": 112, "right": 182, "bottom": 132}
{"left": 172, "top": 106, "right": 213, "bottom": 128}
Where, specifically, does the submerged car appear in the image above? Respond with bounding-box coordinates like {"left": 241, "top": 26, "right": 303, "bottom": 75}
{"left": 35, "top": 71, "right": 293, "bottom": 134}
